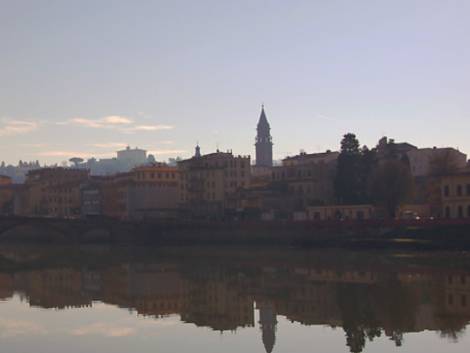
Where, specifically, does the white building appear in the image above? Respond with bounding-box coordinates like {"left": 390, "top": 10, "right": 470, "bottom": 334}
{"left": 407, "top": 147, "right": 467, "bottom": 177}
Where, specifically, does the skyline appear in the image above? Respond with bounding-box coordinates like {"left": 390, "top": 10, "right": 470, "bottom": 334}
{"left": 1, "top": 0, "right": 470, "bottom": 164}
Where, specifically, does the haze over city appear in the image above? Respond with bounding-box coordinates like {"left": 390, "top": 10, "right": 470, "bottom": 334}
{"left": 1, "top": 0, "right": 469, "bottom": 165}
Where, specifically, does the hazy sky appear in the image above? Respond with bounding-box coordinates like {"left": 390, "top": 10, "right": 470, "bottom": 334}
{"left": 1, "top": 0, "right": 469, "bottom": 164}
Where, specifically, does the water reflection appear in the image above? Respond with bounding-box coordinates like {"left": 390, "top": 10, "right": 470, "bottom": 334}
{"left": 0, "top": 246, "right": 470, "bottom": 352}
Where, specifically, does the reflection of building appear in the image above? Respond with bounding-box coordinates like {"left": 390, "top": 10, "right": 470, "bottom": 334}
{"left": 258, "top": 301, "right": 277, "bottom": 353}
{"left": 444, "top": 273, "right": 470, "bottom": 316}
{"left": 181, "top": 277, "right": 254, "bottom": 331}
{"left": 441, "top": 172, "right": 470, "bottom": 218}
{"left": 4, "top": 247, "right": 470, "bottom": 353}
{"left": 13, "top": 268, "right": 91, "bottom": 309}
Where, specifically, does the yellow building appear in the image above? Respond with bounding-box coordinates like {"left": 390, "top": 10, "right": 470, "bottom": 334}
{"left": 271, "top": 151, "right": 338, "bottom": 209}
{"left": 96, "top": 164, "right": 181, "bottom": 220}
{"left": 17, "top": 168, "right": 89, "bottom": 218}
{"left": 178, "top": 148, "right": 251, "bottom": 217}
{"left": 128, "top": 164, "right": 181, "bottom": 220}
{"left": 441, "top": 172, "right": 470, "bottom": 219}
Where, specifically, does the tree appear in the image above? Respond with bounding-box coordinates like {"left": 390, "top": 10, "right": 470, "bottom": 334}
{"left": 341, "top": 133, "right": 361, "bottom": 154}
{"left": 147, "top": 154, "right": 156, "bottom": 164}
{"left": 369, "top": 160, "right": 414, "bottom": 218}
{"left": 69, "top": 157, "right": 84, "bottom": 168}
{"left": 335, "top": 134, "right": 376, "bottom": 204}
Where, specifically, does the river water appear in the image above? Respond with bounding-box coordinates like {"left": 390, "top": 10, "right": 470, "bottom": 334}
{"left": 0, "top": 246, "right": 469, "bottom": 353}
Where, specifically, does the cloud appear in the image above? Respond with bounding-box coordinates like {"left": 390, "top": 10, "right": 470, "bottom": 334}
{"left": 60, "top": 116, "right": 173, "bottom": 133}
{"left": 148, "top": 149, "right": 186, "bottom": 155}
{"left": 35, "top": 151, "right": 112, "bottom": 159}
{"left": 68, "top": 118, "right": 103, "bottom": 128}
{"left": 0, "top": 119, "right": 38, "bottom": 136}
{"left": 90, "top": 142, "right": 128, "bottom": 149}
{"left": 0, "top": 319, "right": 47, "bottom": 338}
{"left": 71, "top": 323, "right": 136, "bottom": 337}
{"left": 102, "top": 116, "right": 133, "bottom": 125}
{"left": 65, "top": 116, "right": 133, "bottom": 128}
{"left": 128, "top": 125, "right": 174, "bottom": 132}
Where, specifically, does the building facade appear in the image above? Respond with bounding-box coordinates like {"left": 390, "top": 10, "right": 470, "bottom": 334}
{"left": 86, "top": 164, "right": 181, "bottom": 220}
{"left": 307, "top": 204, "right": 375, "bottom": 221}
{"left": 0, "top": 175, "right": 14, "bottom": 215}
{"left": 178, "top": 149, "right": 251, "bottom": 217}
{"left": 127, "top": 164, "right": 180, "bottom": 220}
{"left": 17, "top": 168, "right": 89, "bottom": 218}
{"left": 441, "top": 172, "right": 470, "bottom": 219}
{"left": 407, "top": 147, "right": 467, "bottom": 177}
{"left": 271, "top": 151, "right": 339, "bottom": 209}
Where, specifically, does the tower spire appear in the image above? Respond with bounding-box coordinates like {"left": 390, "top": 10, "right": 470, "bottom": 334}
{"left": 255, "top": 105, "right": 273, "bottom": 167}
{"left": 194, "top": 143, "right": 201, "bottom": 158}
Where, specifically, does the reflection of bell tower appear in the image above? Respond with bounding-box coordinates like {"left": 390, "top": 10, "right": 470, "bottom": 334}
{"left": 258, "top": 301, "right": 277, "bottom": 353}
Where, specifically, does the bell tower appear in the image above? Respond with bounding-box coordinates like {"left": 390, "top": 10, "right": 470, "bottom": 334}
{"left": 255, "top": 105, "right": 273, "bottom": 167}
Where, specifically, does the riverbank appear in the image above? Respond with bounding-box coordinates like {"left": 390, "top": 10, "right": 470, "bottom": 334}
{"left": 1, "top": 216, "right": 470, "bottom": 251}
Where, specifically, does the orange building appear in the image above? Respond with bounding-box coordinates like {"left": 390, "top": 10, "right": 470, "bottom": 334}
{"left": 17, "top": 168, "right": 89, "bottom": 218}
{"left": 99, "top": 164, "right": 181, "bottom": 220}
{"left": 0, "top": 175, "right": 14, "bottom": 215}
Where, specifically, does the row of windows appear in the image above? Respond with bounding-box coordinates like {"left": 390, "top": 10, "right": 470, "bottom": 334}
{"left": 202, "top": 160, "right": 248, "bottom": 169}
{"left": 48, "top": 197, "right": 74, "bottom": 204}
{"left": 448, "top": 275, "right": 468, "bottom": 286}
{"left": 47, "top": 207, "right": 76, "bottom": 214}
{"left": 135, "top": 172, "right": 176, "bottom": 180}
{"left": 444, "top": 205, "right": 470, "bottom": 218}
{"left": 182, "top": 181, "right": 246, "bottom": 190}
{"left": 443, "top": 184, "right": 470, "bottom": 197}
{"left": 273, "top": 169, "right": 319, "bottom": 180}
{"left": 49, "top": 188, "right": 75, "bottom": 194}
{"left": 448, "top": 293, "right": 467, "bottom": 307}
{"left": 135, "top": 182, "right": 178, "bottom": 188}
{"left": 181, "top": 170, "right": 247, "bottom": 179}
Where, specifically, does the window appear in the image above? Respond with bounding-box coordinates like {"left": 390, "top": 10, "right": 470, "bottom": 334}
{"left": 467, "top": 184, "right": 470, "bottom": 196}
{"left": 467, "top": 205, "right": 470, "bottom": 218}
{"left": 445, "top": 206, "right": 451, "bottom": 218}
{"left": 458, "top": 205, "right": 464, "bottom": 218}
{"left": 457, "top": 185, "right": 463, "bottom": 196}
{"left": 444, "top": 185, "right": 450, "bottom": 197}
